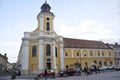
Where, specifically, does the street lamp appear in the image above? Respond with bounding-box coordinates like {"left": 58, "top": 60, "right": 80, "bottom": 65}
{"left": 79, "top": 50, "right": 82, "bottom": 69}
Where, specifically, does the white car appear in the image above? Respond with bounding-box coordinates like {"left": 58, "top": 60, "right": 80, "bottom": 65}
{"left": 115, "top": 65, "right": 120, "bottom": 71}
{"left": 99, "top": 66, "right": 108, "bottom": 71}
{"left": 108, "top": 65, "right": 115, "bottom": 70}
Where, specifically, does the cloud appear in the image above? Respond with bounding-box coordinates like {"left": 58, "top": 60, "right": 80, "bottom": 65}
{"left": 55, "top": 19, "right": 120, "bottom": 43}
{"left": 0, "top": 20, "right": 36, "bottom": 63}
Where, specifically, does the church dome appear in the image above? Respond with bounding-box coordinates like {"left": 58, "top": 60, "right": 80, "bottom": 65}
{"left": 41, "top": 1, "right": 51, "bottom": 12}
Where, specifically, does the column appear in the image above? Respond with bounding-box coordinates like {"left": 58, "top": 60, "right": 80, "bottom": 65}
{"left": 59, "top": 43, "right": 64, "bottom": 70}
{"left": 38, "top": 40, "right": 44, "bottom": 71}
{"left": 52, "top": 41, "right": 57, "bottom": 72}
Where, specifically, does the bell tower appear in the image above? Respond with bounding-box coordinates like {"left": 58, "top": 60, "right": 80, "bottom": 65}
{"left": 37, "top": 1, "right": 55, "bottom": 36}
{"left": 37, "top": 1, "right": 58, "bottom": 72}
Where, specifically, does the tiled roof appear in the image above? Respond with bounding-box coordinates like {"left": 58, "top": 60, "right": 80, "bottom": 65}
{"left": 63, "top": 37, "right": 111, "bottom": 49}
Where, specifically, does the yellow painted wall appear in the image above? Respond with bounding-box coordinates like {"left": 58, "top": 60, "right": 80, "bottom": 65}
{"left": 29, "top": 41, "right": 39, "bottom": 70}
{"left": 64, "top": 48, "right": 115, "bottom": 69}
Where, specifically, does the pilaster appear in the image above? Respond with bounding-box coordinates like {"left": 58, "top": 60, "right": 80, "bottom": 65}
{"left": 38, "top": 39, "right": 44, "bottom": 71}
{"left": 52, "top": 41, "right": 57, "bottom": 72}
{"left": 58, "top": 36, "right": 64, "bottom": 70}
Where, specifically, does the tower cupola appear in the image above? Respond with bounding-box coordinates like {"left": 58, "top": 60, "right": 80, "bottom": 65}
{"left": 41, "top": 1, "right": 51, "bottom": 12}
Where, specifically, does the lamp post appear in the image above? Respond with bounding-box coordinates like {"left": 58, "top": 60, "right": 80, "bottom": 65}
{"left": 79, "top": 50, "right": 82, "bottom": 69}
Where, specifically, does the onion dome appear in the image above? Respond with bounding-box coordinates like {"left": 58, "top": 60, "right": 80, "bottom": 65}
{"left": 41, "top": 1, "right": 51, "bottom": 12}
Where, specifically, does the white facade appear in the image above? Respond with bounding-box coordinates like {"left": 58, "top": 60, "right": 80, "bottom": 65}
{"left": 18, "top": 1, "right": 64, "bottom": 75}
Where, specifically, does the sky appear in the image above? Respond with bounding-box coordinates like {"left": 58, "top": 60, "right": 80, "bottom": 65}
{"left": 0, "top": 0, "right": 120, "bottom": 63}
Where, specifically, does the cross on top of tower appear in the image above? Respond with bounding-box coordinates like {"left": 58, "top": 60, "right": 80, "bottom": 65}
{"left": 45, "top": 0, "right": 47, "bottom": 3}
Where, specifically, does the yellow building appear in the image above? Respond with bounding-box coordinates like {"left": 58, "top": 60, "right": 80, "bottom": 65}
{"left": 63, "top": 38, "right": 115, "bottom": 69}
{"left": 18, "top": 1, "right": 115, "bottom": 75}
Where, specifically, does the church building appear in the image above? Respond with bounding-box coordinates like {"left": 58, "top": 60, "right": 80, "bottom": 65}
{"left": 18, "top": 1, "right": 115, "bottom": 75}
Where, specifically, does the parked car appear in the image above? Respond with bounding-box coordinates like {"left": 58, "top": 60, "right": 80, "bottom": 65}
{"left": 115, "top": 65, "right": 120, "bottom": 71}
{"left": 99, "top": 66, "right": 108, "bottom": 71}
{"left": 59, "top": 68, "right": 77, "bottom": 77}
{"left": 38, "top": 70, "right": 55, "bottom": 77}
{"left": 108, "top": 65, "right": 115, "bottom": 70}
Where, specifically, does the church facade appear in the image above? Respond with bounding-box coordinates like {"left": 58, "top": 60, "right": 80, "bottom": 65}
{"left": 18, "top": 2, "right": 115, "bottom": 75}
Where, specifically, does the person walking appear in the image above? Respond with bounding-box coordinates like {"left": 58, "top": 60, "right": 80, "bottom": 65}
{"left": 94, "top": 65, "right": 97, "bottom": 74}
{"left": 44, "top": 69, "right": 47, "bottom": 80}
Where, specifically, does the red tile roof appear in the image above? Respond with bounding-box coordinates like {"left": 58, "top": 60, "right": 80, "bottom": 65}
{"left": 63, "top": 37, "right": 111, "bottom": 49}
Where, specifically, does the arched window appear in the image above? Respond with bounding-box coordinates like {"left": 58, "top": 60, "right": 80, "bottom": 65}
{"left": 104, "top": 62, "right": 107, "bottom": 66}
{"left": 110, "top": 61, "right": 113, "bottom": 65}
{"left": 46, "top": 22, "right": 50, "bottom": 31}
{"left": 32, "top": 45, "right": 37, "bottom": 57}
{"left": 46, "top": 44, "right": 51, "bottom": 56}
{"left": 66, "top": 65, "right": 69, "bottom": 68}
{"left": 65, "top": 52, "right": 68, "bottom": 56}
{"left": 85, "top": 62, "right": 88, "bottom": 66}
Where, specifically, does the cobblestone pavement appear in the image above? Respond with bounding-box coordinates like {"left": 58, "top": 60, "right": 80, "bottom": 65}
{"left": 0, "top": 71, "right": 120, "bottom": 80}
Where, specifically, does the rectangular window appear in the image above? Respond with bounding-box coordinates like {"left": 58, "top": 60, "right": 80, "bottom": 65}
{"left": 77, "top": 52, "right": 79, "bottom": 56}
{"left": 90, "top": 52, "right": 92, "bottom": 56}
{"left": 98, "top": 52, "right": 100, "bottom": 56}
{"left": 118, "top": 52, "right": 120, "bottom": 56}
{"left": 109, "top": 52, "right": 111, "bottom": 56}
{"left": 102, "top": 52, "right": 104, "bottom": 56}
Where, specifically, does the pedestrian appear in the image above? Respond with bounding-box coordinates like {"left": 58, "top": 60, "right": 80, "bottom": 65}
{"left": 94, "top": 65, "right": 97, "bottom": 74}
{"left": 44, "top": 69, "right": 47, "bottom": 80}
{"left": 18, "top": 70, "right": 21, "bottom": 76}
{"left": 97, "top": 65, "right": 100, "bottom": 73}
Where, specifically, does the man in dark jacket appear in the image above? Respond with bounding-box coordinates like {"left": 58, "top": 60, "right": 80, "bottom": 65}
{"left": 44, "top": 69, "right": 47, "bottom": 80}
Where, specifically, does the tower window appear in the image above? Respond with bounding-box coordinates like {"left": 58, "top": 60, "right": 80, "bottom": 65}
{"left": 32, "top": 45, "right": 37, "bottom": 57}
{"left": 55, "top": 47, "right": 57, "bottom": 57}
{"left": 47, "top": 17, "right": 49, "bottom": 20}
{"left": 46, "top": 44, "right": 51, "bottom": 56}
{"left": 46, "top": 22, "right": 50, "bottom": 31}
